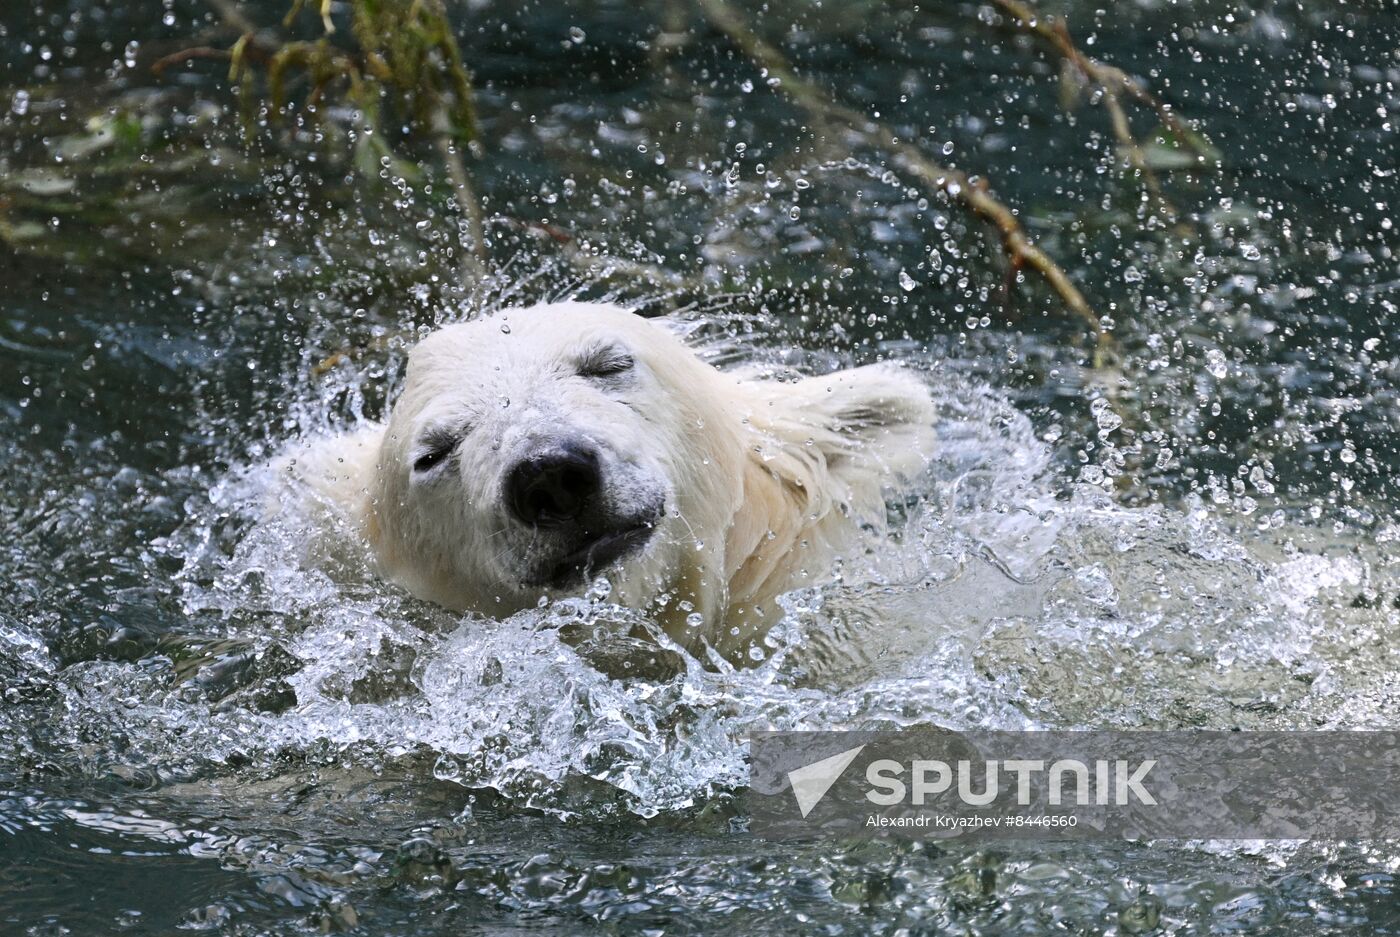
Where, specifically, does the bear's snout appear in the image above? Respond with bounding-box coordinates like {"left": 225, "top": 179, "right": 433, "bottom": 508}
{"left": 500, "top": 435, "right": 666, "bottom": 589}
{"left": 505, "top": 439, "right": 601, "bottom": 529}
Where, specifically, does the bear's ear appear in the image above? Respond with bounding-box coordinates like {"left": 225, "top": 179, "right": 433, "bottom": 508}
{"left": 744, "top": 363, "right": 936, "bottom": 491}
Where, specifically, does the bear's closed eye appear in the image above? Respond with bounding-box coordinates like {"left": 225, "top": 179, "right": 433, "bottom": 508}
{"left": 576, "top": 345, "right": 634, "bottom": 379}
{"left": 412, "top": 431, "right": 462, "bottom": 474}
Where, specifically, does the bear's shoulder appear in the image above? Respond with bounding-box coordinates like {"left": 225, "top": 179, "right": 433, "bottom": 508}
{"left": 265, "top": 425, "right": 385, "bottom": 573}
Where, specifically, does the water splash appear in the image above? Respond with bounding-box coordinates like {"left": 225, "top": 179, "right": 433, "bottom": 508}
{"left": 5, "top": 330, "right": 1382, "bottom": 826}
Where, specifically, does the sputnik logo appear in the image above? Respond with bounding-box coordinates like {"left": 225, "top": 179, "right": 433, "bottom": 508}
{"left": 787, "top": 744, "right": 867, "bottom": 818}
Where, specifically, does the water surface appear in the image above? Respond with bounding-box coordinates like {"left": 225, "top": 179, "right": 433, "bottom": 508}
{"left": 2, "top": 1, "right": 1399, "bottom": 933}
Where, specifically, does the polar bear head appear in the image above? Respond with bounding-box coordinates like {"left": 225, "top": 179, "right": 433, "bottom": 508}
{"left": 361, "top": 301, "right": 934, "bottom": 656}
{"left": 371, "top": 302, "right": 711, "bottom": 615}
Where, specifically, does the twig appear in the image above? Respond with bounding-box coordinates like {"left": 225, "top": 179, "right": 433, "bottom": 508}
{"left": 433, "top": 118, "right": 489, "bottom": 284}
{"left": 650, "top": 0, "right": 691, "bottom": 69}
{"left": 994, "top": 1, "right": 1172, "bottom": 214}
{"left": 992, "top": 0, "right": 1214, "bottom": 171}
{"left": 151, "top": 46, "right": 233, "bottom": 76}
{"left": 205, "top": 0, "right": 259, "bottom": 35}
{"left": 1096, "top": 76, "right": 1172, "bottom": 215}
{"left": 696, "top": 0, "right": 1104, "bottom": 351}
{"left": 518, "top": 219, "right": 572, "bottom": 245}
{"left": 188, "top": 0, "right": 492, "bottom": 291}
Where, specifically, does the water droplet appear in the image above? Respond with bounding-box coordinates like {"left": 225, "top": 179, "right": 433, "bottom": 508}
{"left": 1091, "top": 398, "right": 1122, "bottom": 434}
{"left": 433, "top": 753, "right": 462, "bottom": 781}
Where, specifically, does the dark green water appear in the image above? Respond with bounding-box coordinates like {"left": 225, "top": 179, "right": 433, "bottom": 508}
{"left": 2, "top": 1, "right": 1399, "bottom": 934}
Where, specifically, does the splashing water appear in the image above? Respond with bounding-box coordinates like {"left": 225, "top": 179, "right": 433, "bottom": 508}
{"left": 1, "top": 340, "right": 1379, "bottom": 833}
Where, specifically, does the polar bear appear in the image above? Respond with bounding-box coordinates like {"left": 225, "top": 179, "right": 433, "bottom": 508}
{"left": 276, "top": 301, "right": 935, "bottom": 659}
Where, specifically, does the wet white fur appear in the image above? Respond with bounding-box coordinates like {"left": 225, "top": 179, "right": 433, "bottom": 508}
{"left": 271, "top": 301, "right": 935, "bottom": 658}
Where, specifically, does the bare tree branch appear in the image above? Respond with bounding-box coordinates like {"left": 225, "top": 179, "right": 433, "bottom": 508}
{"left": 697, "top": 0, "right": 1105, "bottom": 351}
{"left": 992, "top": 0, "right": 1217, "bottom": 193}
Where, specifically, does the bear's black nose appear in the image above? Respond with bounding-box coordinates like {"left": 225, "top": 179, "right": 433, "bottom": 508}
{"left": 505, "top": 441, "right": 602, "bottom": 528}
